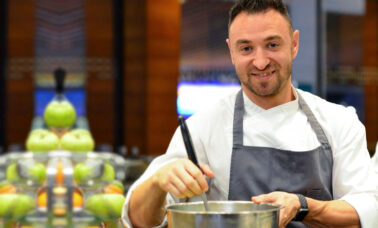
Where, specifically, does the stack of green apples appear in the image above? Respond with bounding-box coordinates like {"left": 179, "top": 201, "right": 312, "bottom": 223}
{"left": 26, "top": 91, "right": 95, "bottom": 153}
{"left": 25, "top": 128, "right": 95, "bottom": 153}
{"left": 42, "top": 93, "right": 95, "bottom": 152}
{"left": 26, "top": 67, "right": 95, "bottom": 153}
{"left": 73, "top": 160, "right": 125, "bottom": 221}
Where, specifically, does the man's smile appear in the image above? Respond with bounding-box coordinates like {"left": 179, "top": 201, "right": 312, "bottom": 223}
{"left": 250, "top": 70, "right": 276, "bottom": 79}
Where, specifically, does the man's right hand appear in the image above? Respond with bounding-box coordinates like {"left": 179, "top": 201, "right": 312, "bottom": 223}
{"left": 152, "top": 158, "right": 215, "bottom": 198}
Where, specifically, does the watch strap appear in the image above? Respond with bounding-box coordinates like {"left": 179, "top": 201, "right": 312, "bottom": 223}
{"left": 293, "top": 194, "right": 309, "bottom": 221}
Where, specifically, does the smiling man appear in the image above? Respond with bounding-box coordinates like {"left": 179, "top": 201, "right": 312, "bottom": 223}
{"left": 227, "top": 6, "right": 297, "bottom": 109}
{"left": 122, "top": 1, "right": 378, "bottom": 228}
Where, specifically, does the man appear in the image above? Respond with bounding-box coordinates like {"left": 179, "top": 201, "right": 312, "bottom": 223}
{"left": 122, "top": 0, "right": 377, "bottom": 227}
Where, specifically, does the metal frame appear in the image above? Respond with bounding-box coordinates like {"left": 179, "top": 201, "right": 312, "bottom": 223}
{"left": 113, "top": 0, "right": 125, "bottom": 154}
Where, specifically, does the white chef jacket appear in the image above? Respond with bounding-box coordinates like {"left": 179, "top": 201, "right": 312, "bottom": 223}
{"left": 122, "top": 88, "right": 378, "bottom": 228}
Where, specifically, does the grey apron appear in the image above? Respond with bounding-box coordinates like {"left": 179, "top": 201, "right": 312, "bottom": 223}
{"left": 228, "top": 90, "right": 333, "bottom": 228}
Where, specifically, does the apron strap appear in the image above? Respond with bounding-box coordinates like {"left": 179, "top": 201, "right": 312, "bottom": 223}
{"left": 297, "top": 91, "right": 331, "bottom": 150}
{"left": 233, "top": 89, "right": 244, "bottom": 145}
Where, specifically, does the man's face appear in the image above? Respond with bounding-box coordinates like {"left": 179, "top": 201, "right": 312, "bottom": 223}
{"left": 227, "top": 9, "right": 299, "bottom": 98}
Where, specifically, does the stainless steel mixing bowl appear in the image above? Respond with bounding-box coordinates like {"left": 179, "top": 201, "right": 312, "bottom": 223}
{"left": 166, "top": 201, "right": 280, "bottom": 228}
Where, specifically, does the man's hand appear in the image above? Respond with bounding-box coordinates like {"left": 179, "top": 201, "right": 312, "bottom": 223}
{"left": 252, "top": 191, "right": 300, "bottom": 228}
{"left": 152, "top": 158, "right": 214, "bottom": 198}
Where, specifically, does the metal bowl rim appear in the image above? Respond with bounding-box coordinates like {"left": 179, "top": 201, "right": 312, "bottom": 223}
{"left": 166, "top": 201, "right": 281, "bottom": 215}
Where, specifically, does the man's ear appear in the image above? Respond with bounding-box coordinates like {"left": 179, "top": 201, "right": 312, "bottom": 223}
{"left": 226, "top": 38, "right": 235, "bottom": 65}
{"left": 291, "top": 30, "right": 299, "bottom": 59}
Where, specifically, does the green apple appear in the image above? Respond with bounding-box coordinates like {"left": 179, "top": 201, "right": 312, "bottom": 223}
{"left": 28, "top": 163, "right": 46, "bottom": 184}
{"left": 85, "top": 194, "right": 109, "bottom": 219}
{"left": 73, "top": 163, "right": 93, "bottom": 184}
{"left": 25, "top": 129, "right": 60, "bottom": 152}
{"left": 44, "top": 100, "right": 76, "bottom": 128}
{"left": 10, "top": 194, "right": 35, "bottom": 219}
{"left": 61, "top": 129, "right": 95, "bottom": 152}
{"left": 101, "top": 163, "right": 115, "bottom": 182}
{"left": 85, "top": 194, "right": 125, "bottom": 220}
{"left": 0, "top": 194, "right": 35, "bottom": 218}
{"left": 104, "top": 194, "right": 125, "bottom": 219}
{"left": 6, "top": 163, "right": 20, "bottom": 182}
{"left": 0, "top": 194, "right": 18, "bottom": 218}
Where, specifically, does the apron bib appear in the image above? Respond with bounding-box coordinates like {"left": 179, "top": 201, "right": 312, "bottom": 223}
{"left": 228, "top": 90, "right": 333, "bottom": 228}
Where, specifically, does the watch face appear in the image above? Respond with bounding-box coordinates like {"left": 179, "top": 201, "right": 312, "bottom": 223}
{"left": 294, "top": 208, "right": 309, "bottom": 221}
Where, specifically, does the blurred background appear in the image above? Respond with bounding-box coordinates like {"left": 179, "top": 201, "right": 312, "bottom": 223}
{"left": 0, "top": 0, "right": 377, "bottom": 157}
{"left": 0, "top": 0, "right": 376, "bottom": 226}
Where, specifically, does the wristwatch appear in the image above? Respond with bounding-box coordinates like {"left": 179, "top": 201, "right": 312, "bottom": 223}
{"left": 293, "top": 194, "right": 309, "bottom": 221}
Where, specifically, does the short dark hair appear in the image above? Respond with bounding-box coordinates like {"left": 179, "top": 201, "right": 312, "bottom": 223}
{"left": 228, "top": 0, "right": 292, "bottom": 31}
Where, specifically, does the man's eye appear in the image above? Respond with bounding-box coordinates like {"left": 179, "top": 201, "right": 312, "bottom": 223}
{"left": 268, "top": 43, "right": 279, "bottom": 48}
{"left": 240, "top": 46, "right": 252, "bottom": 52}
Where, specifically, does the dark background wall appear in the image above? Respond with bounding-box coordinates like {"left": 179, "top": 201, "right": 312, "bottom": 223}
{"left": 363, "top": 0, "right": 378, "bottom": 153}
{"left": 2, "top": 0, "right": 377, "bottom": 155}
{"left": 6, "top": 0, "right": 35, "bottom": 148}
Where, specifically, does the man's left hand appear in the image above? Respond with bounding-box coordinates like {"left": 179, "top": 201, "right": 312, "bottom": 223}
{"left": 251, "top": 191, "right": 300, "bottom": 228}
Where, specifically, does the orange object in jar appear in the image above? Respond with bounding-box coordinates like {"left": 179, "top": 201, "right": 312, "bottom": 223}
{"left": 103, "top": 185, "right": 123, "bottom": 195}
{"left": 56, "top": 161, "right": 64, "bottom": 183}
{"left": 0, "top": 184, "right": 17, "bottom": 194}
{"left": 37, "top": 191, "right": 47, "bottom": 208}
{"left": 73, "top": 191, "right": 83, "bottom": 208}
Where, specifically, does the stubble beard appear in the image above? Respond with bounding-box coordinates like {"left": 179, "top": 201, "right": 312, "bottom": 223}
{"left": 239, "top": 62, "right": 292, "bottom": 97}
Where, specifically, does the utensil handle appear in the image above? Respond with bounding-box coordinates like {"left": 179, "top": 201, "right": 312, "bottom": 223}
{"left": 178, "top": 116, "right": 200, "bottom": 169}
{"left": 178, "top": 116, "right": 210, "bottom": 211}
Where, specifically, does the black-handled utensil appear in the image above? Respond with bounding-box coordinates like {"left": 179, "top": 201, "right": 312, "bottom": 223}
{"left": 178, "top": 115, "right": 210, "bottom": 211}
{"left": 178, "top": 116, "right": 199, "bottom": 166}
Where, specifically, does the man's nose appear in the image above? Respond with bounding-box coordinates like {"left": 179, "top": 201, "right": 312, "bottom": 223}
{"left": 252, "top": 48, "right": 270, "bottom": 70}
